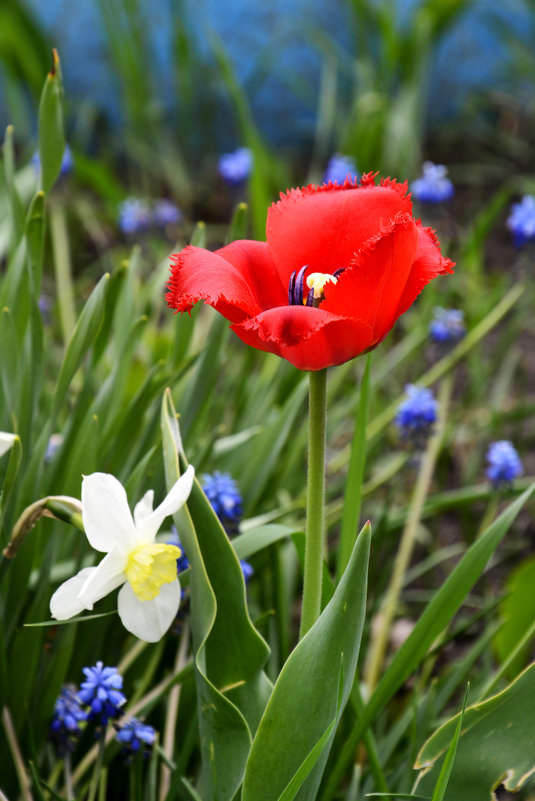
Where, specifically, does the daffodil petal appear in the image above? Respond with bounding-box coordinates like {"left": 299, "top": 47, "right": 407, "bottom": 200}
{"left": 82, "top": 472, "right": 138, "bottom": 552}
{"left": 117, "top": 579, "right": 180, "bottom": 642}
{"left": 0, "top": 432, "right": 17, "bottom": 459}
{"left": 135, "top": 465, "right": 195, "bottom": 543}
{"left": 133, "top": 490, "right": 154, "bottom": 526}
{"left": 77, "top": 547, "right": 127, "bottom": 610}
{"left": 50, "top": 567, "right": 96, "bottom": 620}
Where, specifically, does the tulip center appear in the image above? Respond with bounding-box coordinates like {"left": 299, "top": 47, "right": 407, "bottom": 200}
{"left": 288, "top": 266, "right": 344, "bottom": 307}
{"left": 125, "top": 543, "right": 181, "bottom": 601}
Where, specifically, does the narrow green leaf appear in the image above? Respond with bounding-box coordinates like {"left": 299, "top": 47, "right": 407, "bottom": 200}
{"left": 24, "top": 190, "right": 46, "bottom": 288}
{"left": 37, "top": 49, "right": 65, "bottom": 194}
{"left": 242, "top": 523, "right": 371, "bottom": 801}
{"left": 227, "top": 202, "right": 249, "bottom": 243}
{"left": 52, "top": 272, "right": 109, "bottom": 417}
{"left": 0, "top": 306, "right": 20, "bottom": 411}
{"left": 338, "top": 352, "right": 371, "bottom": 580}
{"left": 430, "top": 686, "right": 468, "bottom": 801}
{"left": 2, "top": 125, "right": 25, "bottom": 243}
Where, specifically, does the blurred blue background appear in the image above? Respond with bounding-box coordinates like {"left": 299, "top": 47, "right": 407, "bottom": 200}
{"left": 1, "top": 0, "right": 532, "bottom": 149}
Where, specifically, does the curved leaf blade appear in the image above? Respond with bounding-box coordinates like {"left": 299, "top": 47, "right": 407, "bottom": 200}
{"left": 242, "top": 522, "right": 371, "bottom": 801}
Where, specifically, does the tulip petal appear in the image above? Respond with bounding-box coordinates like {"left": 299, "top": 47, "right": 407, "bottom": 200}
{"left": 266, "top": 175, "right": 413, "bottom": 286}
{"left": 232, "top": 306, "right": 373, "bottom": 371}
{"left": 117, "top": 580, "right": 181, "bottom": 642}
{"left": 82, "top": 472, "right": 138, "bottom": 552}
{"left": 322, "top": 214, "right": 418, "bottom": 342}
{"left": 77, "top": 547, "right": 127, "bottom": 610}
{"left": 134, "top": 465, "right": 195, "bottom": 544}
{"left": 167, "top": 241, "right": 285, "bottom": 322}
{"left": 50, "top": 567, "right": 95, "bottom": 620}
{"left": 393, "top": 224, "right": 454, "bottom": 319}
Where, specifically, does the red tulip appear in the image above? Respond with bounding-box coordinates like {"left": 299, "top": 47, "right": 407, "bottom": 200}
{"left": 166, "top": 173, "right": 454, "bottom": 371}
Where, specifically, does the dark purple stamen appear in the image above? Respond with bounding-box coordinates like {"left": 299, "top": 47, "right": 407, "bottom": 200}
{"left": 288, "top": 271, "right": 296, "bottom": 305}
{"left": 288, "top": 265, "right": 309, "bottom": 305}
{"left": 333, "top": 268, "right": 345, "bottom": 279}
{"left": 306, "top": 287, "right": 315, "bottom": 306}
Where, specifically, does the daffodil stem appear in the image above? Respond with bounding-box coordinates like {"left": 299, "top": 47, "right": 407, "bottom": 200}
{"left": 299, "top": 368, "right": 328, "bottom": 640}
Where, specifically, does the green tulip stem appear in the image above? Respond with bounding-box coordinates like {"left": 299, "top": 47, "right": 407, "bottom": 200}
{"left": 300, "top": 368, "right": 328, "bottom": 640}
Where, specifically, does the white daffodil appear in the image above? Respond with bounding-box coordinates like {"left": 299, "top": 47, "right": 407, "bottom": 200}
{"left": 50, "top": 465, "right": 194, "bottom": 642}
{"left": 0, "top": 432, "right": 17, "bottom": 459}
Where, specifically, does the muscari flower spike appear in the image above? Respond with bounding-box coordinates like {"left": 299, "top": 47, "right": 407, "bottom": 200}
{"left": 50, "top": 684, "right": 87, "bottom": 755}
{"left": 78, "top": 662, "right": 126, "bottom": 727}
{"left": 395, "top": 384, "right": 438, "bottom": 449}
{"left": 153, "top": 199, "right": 183, "bottom": 229}
{"left": 218, "top": 147, "right": 253, "bottom": 185}
{"left": 486, "top": 441, "right": 523, "bottom": 488}
{"left": 411, "top": 161, "right": 454, "bottom": 204}
{"left": 118, "top": 197, "right": 153, "bottom": 235}
{"left": 240, "top": 559, "right": 254, "bottom": 583}
{"left": 322, "top": 153, "right": 358, "bottom": 185}
{"left": 506, "top": 195, "right": 535, "bottom": 248}
{"left": 50, "top": 466, "right": 195, "bottom": 642}
{"left": 429, "top": 307, "right": 466, "bottom": 346}
{"left": 202, "top": 471, "right": 243, "bottom": 535}
{"left": 116, "top": 717, "right": 156, "bottom": 758}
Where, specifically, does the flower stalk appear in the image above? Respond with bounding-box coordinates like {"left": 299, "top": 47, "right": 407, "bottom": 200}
{"left": 365, "top": 375, "right": 451, "bottom": 692}
{"left": 299, "top": 368, "right": 328, "bottom": 639}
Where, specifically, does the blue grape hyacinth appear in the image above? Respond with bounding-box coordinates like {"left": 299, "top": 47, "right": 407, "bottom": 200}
{"left": 50, "top": 684, "right": 87, "bottom": 755}
{"left": 218, "top": 147, "right": 253, "bottom": 185}
{"left": 116, "top": 717, "right": 156, "bottom": 757}
{"left": 396, "top": 384, "right": 438, "bottom": 448}
{"left": 506, "top": 195, "right": 535, "bottom": 248}
{"left": 153, "top": 199, "right": 183, "bottom": 228}
{"left": 202, "top": 471, "right": 243, "bottom": 535}
{"left": 429, "top": 308, "right": 466, "bottom": 346}
{"left": 322, "top": 154, "right": 358, "bottom": 185}
{"left": 78, "top": 662, "right": 126, "bottom": 726}
{"left": 486, "top": 441, "right": 523, "bottom": 488}
{"left": 118, "top": 197, "right": 152, "bottom": 235}
{"left": 411, "top": 162, "right": 454, "bottom": 204}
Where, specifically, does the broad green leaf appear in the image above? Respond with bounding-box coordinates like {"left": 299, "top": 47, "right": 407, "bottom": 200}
{"left": 242, "top": 522, "right": 371, "bottom": 801}
{"left": 161, "top": 389, "right": 272, "bottom": 801}
{"left": 37, "top": 49, "right": 65, "bottom": 194}
{"left": 321, "top": 484, "right": 535, "bottom": 801}
{"left": 52, "top": 272, "right": 109, "bottom": 418}
{"left": 494, "top": 555, "right": 535, "bottom": 678}
{"left": 414, "top": 664, "right": 535, "bottom": 800}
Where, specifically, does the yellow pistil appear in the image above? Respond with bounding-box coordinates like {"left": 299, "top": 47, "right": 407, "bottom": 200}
{"left": 125, "top": 543, "right": 181, "bottom": 601}
{"left": 305, "top": 272, "right": 338, "bottom": 300}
